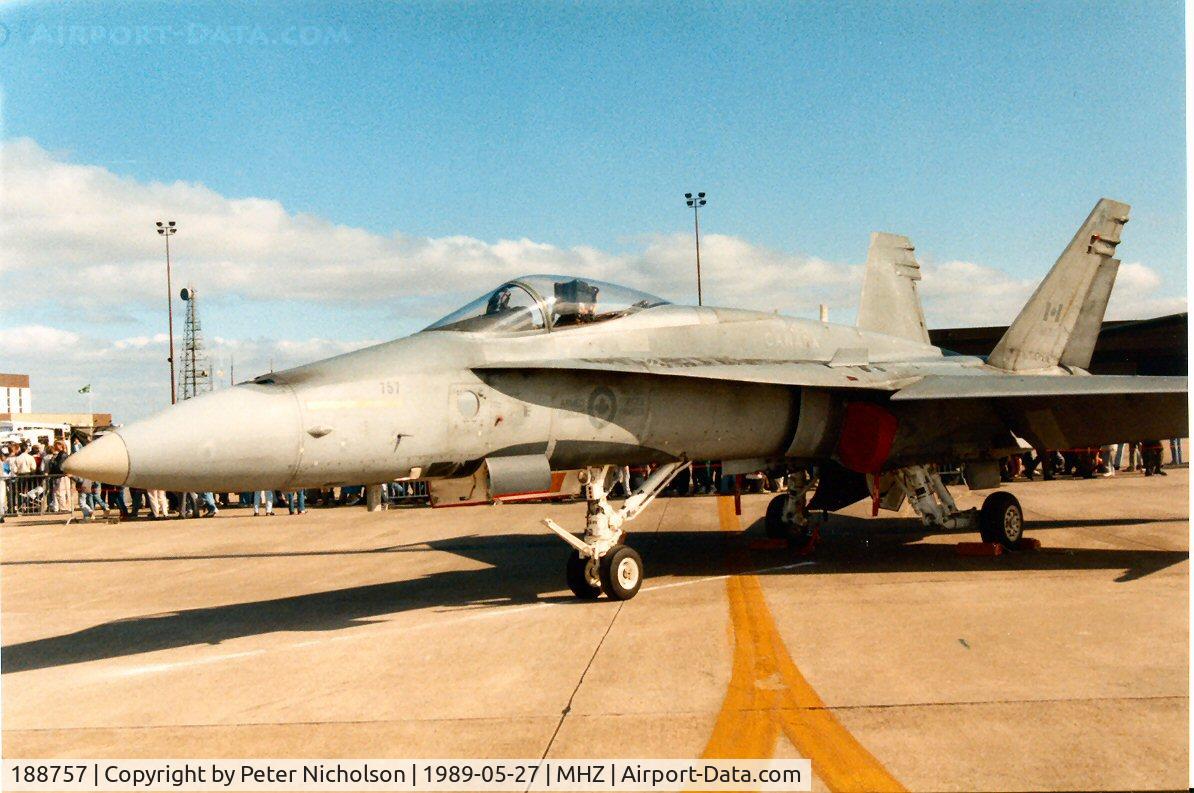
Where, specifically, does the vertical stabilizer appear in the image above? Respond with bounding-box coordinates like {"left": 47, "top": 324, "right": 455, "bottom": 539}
{"left": 987, "top": 198, "right": 1129, "bottom": 372}
{"left": 857, "top": 232, "right": 930, "bottom": 344}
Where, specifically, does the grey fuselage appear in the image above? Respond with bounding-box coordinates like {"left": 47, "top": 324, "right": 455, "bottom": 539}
{"left": 106, "top": 304, "right": 1008, "bottom": 493}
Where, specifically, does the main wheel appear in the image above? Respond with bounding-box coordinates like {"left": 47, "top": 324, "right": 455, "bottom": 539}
{"left": 979, "top": 491, "right": 1024, "bottom": 548}
{"left": 765, "top": 494, "right": 814, "bottom": 544}
{"left": 566, "top": 551, "right": 602, "bottom": 599}
{"left": 765, "top": 495, "right": 789, "bottom": 538}
{"left": 599, "top": 545, "right": 644, "bottom": 601}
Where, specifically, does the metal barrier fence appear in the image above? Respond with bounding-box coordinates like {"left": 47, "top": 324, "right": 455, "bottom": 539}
{"left": 1, "top": 474, "right": 77, "bottom": 516}
{"left": 385, "top": 480, "right": 430, "bottom": 505}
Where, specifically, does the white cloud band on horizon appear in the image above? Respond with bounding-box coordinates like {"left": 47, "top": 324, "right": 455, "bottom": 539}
{"left": 1, "top": 136, "right": 1185, "bottom": 420}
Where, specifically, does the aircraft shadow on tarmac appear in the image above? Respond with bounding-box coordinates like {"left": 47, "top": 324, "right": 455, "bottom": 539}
{"left": 2, "top": 514, "right": 1186, "bottom": 675}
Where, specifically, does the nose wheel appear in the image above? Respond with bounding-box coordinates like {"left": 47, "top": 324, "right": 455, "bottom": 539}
{"left": 565, "top": 551, "right": 603, "bottom": 599}
{"left": 564, "top": 546, "right": 644, "bottom": 601}
{"left": 599, "top": 545, "right": 643, "bottom": 600}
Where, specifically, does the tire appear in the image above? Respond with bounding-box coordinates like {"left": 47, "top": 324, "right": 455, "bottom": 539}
{"left": 599, "top": 545, "right": 644, "bottom": 601}
{"left": 764, "top": 495, "right": 788, "bottom": 538}
{"left": 787, "top": 520, "right": 814, "bottom": 548}
{"left": 765, "top": 494, "right": 814, "bottom": 544}
{"left": 566, "top": 551, "right": 602, "bottom": 599}
{"left": 979, "top": 491, "right": 1024, "bottom": 548}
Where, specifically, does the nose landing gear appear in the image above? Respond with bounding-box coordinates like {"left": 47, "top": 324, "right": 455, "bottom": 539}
{"left": 544, "top": 461, "right": 689, "bottom": 601}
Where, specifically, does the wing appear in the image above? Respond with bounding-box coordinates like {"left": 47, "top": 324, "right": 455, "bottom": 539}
{"left": 890, "top": 373, "right": 1187, "bottom": 451}
{"left": 889, "top": 374, "right": 1186, "bottom": 401}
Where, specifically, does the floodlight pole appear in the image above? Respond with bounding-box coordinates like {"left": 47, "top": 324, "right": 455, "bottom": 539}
{"left": 685, "top": 192, "right": 707, "bottom": 306}
{"left": 693, "top": 205, "right": 703, "bottom": 306}
{"left": 157, "top": 221, "right": 178, "bottom": 405}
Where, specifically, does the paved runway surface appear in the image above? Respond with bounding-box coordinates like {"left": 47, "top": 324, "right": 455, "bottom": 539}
{"left": 2, "top": 473, "right": 1188, "bottom": 791}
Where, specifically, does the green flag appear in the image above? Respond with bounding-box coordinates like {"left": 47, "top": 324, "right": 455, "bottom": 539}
{"left": 78, "top": 385, "right": 91, "bottom": 394}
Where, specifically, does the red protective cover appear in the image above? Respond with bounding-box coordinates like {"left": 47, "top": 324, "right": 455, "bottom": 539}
{"left": 836, "top": 402, "right": 899, "bottom": 474}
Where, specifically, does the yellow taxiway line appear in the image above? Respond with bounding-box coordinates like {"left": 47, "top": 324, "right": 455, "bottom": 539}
{"left": 702, "top": 496, "right": 905, "bottom": 792}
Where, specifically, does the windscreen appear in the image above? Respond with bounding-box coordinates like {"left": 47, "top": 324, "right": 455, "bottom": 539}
{"left": 424, "top": 275, "right": 670, "bottom": 334}
{"left": 423, "top": 283, "right": 547, "bottom": 333}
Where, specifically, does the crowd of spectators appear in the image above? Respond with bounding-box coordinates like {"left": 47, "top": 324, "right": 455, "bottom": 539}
{"left": 1001, "top": 440, "right": 1182, "bottom": 482}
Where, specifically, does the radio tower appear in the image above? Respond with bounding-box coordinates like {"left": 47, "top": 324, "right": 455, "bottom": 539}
{"left": 178, "top": 286, "right": 211, "bottom": 400}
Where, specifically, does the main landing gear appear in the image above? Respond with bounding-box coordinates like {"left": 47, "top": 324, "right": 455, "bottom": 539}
{"left": 764, "top": 468, "right": 818, "bottom": 547}
{"left": 895, "top": 464, "right": 1025, "bottom": 549}
{"left": 545, "top": 461, "right": 690, "bottom": 601}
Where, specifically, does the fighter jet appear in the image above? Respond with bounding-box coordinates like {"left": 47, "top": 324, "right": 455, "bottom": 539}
{"left": 65, "top": 198, "right": 1187, "bottom": 600}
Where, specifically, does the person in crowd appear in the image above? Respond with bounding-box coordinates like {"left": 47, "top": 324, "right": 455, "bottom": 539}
{"left": 146, "top": 489, "right": 169, "bottom": 519}
{"left": 118, "top": 486, "right": 141, "bottom": 519}
{"left": 45, "top": 441, "right": 71, "bottom": 512}
{"left": 1142, "top": 440, "right": 1166, "bottom": 476}
{"left": 1099, "top": 444, "right": 1117, "bottom": 477}
{"left": 286, "top": 489, "right": 307, "bottom": 515}
{"left": 200, "top": 492, "right": 219, "bottom": 518}
{"left": 1119, "top": 441, "right": 1142, "bottom": 472}
{"left": 1045, "top": 450, "right": 1061, "bottom": 480}
{"left": 10, "top": 443, "right": 36, "bottom": 476}
{"left": 692, "top": 462, "right": 716, "bottom": 495}
{"left": 180, "top": 492, "right": 206, "bottom": 519}
{"left": 610, "top": 465, "right": 631, "bottom": 498}
{"left": 88, "top": 479, "right": 110, "bottom": 518}
{"left": 0, "top": 448, "right": 10, "bottom": 523}
{"left": 1168, "top": 438, "right": 1184, "bottom": 466}
{"left": 253, "top": 490, "right": 275, "bottom": 516}
{"left": 341, "top": 485, "right": 363, "bottom": 506}
{"left": 1019, "top": 450, "right": 1037, "bottom": 480}
{"left": 73, "top": 476, "right": 108, "bottom": 520}
{"left": 75, "top": 477, "right": 96, "bottom": 520}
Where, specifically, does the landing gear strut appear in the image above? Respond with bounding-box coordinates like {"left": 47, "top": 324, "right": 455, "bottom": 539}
{"left": 764, "top": 468, "right": 818, "bottom": 545}
{"left": 544, "top": 461, "right": 689, "bottom": 601}
{"left": 895, "top": 464, "right": 1025, "bottom": 549}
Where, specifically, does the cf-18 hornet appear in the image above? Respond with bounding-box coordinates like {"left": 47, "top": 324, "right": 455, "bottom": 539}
{"left": 66, "top": 198, "right": 1188, "bottom": 600}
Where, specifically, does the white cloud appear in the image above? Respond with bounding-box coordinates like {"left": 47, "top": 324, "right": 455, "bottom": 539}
{"left": 917, "top": 260, "right": 1037, "bottom": 327}
{"left": 4, "top": 137, "right": 1185, "bottom": 324}
{"left": 0, "top": 138, "right": 1184, "bottom": 420}
{"left": 1105, "top": 261, "right": 1185, "bottom": 319}
{"left": 0, "top": 323, "right": 376, "bottom": 422}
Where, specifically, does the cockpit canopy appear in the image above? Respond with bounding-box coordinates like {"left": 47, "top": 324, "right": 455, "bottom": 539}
{"left": 423, "top": 274, "right": 670, "bottom": 334}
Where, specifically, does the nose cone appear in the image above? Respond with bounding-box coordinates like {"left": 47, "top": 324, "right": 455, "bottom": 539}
{"left": 62, "top": 433, "right": 130, "bottom": 485}
{"left": 111, "top": 383, "right": 303, "bottom": 492}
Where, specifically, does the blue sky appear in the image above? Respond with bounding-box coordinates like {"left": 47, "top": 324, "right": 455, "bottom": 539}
{"left": 0, "top": 1, "right": 1185, "bottom": 419}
